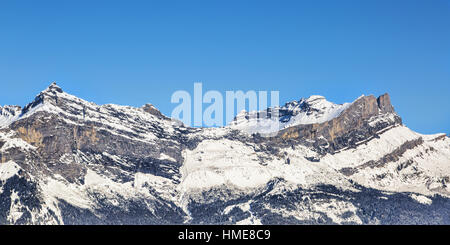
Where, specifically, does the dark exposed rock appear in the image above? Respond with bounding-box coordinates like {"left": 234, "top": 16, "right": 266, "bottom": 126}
{"left": 305, "top": 156, "right": 320, "bottom": 162}
{"left": 251, "top": 94, "right": 402, "bottom": 155}
{"left": 377, "top": 93, "right": 395, "bottom": 113}
{"left": 0, "top": 173, "right": 43, "bottom": 225}
{"left": 142, "top": 104, "right": 168, "bottom": 120}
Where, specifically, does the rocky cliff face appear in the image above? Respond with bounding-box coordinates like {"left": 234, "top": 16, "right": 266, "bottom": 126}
{"left": 0, "top": 83, "right": 449, "bottom": 224}
{"left": 266, "top": 94, "right": 402, "bottom": 154}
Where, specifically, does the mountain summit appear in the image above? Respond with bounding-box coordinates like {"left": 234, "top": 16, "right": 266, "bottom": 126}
{"left": 0, "top": 83, "right": 449, "bottom": 224}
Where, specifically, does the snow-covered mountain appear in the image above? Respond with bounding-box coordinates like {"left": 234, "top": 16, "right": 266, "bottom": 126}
{"left": 0, "top": 83, "right": 449, "bottom": 224}
{"left": 229, "top": 95, "right": 353, "bottom": 134}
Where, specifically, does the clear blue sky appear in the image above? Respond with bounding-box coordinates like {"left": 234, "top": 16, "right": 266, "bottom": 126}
{"left": 0, "top": 0, "right": 449, "bottom": 134}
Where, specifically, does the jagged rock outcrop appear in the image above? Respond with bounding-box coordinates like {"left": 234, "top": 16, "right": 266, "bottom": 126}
{"left": 377, "top": 93, "right": 395, "bottom": 113}
{"left": 0, "top": 83, "right": 449, "bottom": 224}
{"left": 142, "top": 103, "right": 168, "bottom": 120}
{"left": 246, "top": 94, "right": 402, "bottom": 154}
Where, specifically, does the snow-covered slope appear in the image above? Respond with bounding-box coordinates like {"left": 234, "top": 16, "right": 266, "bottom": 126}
{"left": 0, "top": 105, "right": 21, "bottom": 129}
{"left": 229, "top": 95, "right": 353, "bottom": 135}
{"left": 0, "top": 83, "right": 449, "bottom": 225}
{"left": 181, "top": 125, "right": 450, "bottom": 195}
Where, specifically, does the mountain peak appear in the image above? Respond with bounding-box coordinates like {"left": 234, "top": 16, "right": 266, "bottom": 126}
{"left": 43, "top": 82, "right": 63, "bottom": 94}
{"left": 305, "top": 95, "right": 326, "bottom": 101}
{"left": 20, "top": 82, "right": 66, "bottom": 116}
{"left": 142, "top": 103, "right": 167, "bottom": 119}
{"left": 300, "top": 95, "right": 337, "bottom": 111}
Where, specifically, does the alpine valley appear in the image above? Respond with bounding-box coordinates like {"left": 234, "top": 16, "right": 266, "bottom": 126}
{"left": 0, "top": 83, "right": 449, "bottom": 225}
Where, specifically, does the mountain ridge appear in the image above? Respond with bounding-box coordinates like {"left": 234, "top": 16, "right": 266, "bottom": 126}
{"left": 0, "top": 83, "right": 449, "bottom": 225}
{"left": 2, "top": 83, "right": 399, "bottom": 132}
